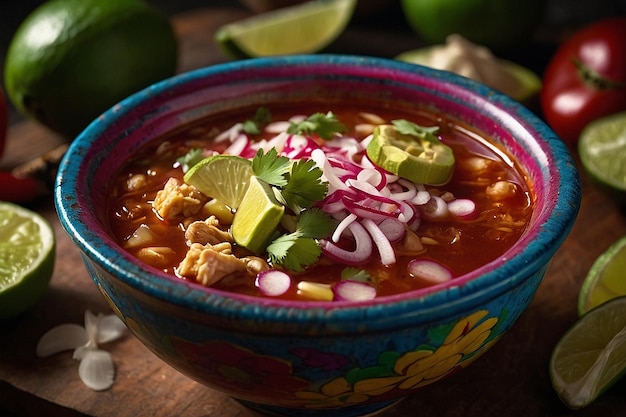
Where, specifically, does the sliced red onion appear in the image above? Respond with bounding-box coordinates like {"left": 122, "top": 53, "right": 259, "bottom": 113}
{"left": 377, "top": 218, "right": 406, "bottom": 243}
{"left": 215, "top": 122, "right": 243, "bottom": 143}
{"left": 412, "top": 190, "right": 432, "bottom": 206}
{"left": 342, "top": 197, "right": 396, "bottom": 222}
{"left": 362, "top": 218, "right": 396, "bottom": 265}
{"left": 332, "top": 213, "right": 358, "bottom": 242}
{"left": 265, "top": 120, "right": 292, "bottom": 134}
{"left": 255, "top": 270, "right": 292, "bottom": 296}
{"left": 447, "top": 198, "right": 477, "bottom": 220}
{"left": 332, "top": 280, "right": 377, "bottom": 302}
{"left": 225, "top": 133, "right": 250, "bottom": 156}
{"left": 321, "top": 222, "right": 372, "bottom": 265}
{"left": 407, "top": 259, "right": 453, "bottom": 285}
{"left": 311, "top": 149, "right": 349, "bottom": 192}
{"left": 389, "top": 178, "right": 418, "bottom": 201}
{"left": 420, "top": 196, "right": 449, "bottom": 221}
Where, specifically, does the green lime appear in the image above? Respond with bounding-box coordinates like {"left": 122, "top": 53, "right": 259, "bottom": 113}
{"left": 578, "top": 235, "right": 626, "bottom": 316}
{"left": 215, "top": 0, "right": 356, "bottom": 59}
{"left": 183, "top": 155, "right": 254, "bottom": 210}
{"left": 578, "top": 111, "right": 626, "bottom": 206}
{"left": 367, "top": 123, "right": 455, "bottom": 186}
{"left": 4, "top": 0, "right": 177, "bottom": 139}
{"left": 400, "top": 0, "right": 546, "bottom": 51}
{"left": 232, "top": 176, "right": 285, "bottom": 254}
{"left": 395, "top": 44, "right": 541, "bottom": 104}
{"left": 549, "top": 296, "right": 626, "bottom": 410}
{"left": 0, "top": 202, "right": 55, "bottom": 320}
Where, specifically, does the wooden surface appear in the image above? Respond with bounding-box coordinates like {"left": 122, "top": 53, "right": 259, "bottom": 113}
{"left": 1, "top": 6, "right": 626, "bottom": 417}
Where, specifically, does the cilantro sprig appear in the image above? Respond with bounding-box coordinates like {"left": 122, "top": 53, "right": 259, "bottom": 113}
{"left": 287, "top": 111, "right": 346, "bottom": 140}
{"left": 252, "top": 148, "right": 327, "bottom": 213}
{"left": 251, "top": 148, "right": 332, "bottom": 271}
{"left": 267, "top": 209, "right": 337, "bottom": 272}
{"left": 243, "top": 107, "right": 272, "bottom": 134}
{"left": 392, "top": 119, "right": 440, "bottom": 142}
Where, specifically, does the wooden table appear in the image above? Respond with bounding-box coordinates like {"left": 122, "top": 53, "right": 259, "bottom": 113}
{"left": 1, "top": 6, "right": 625, "bottom": 417}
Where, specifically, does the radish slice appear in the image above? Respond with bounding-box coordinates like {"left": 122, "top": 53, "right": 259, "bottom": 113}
{"left": 407, "top": 259, "right": 453, "bottom": 286}
{"left": 255, "top": 270, "right": 292, "bottom": 296}
{"left": 447, "top": 198, "right": 477, "bottom": 220}
{"left": 333, "top": 280, "right": 377, "bottom": 302}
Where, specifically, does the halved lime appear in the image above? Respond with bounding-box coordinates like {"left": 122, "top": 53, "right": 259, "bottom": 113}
{"left": 0, "top": 202, "right": 55, "bottom": 319}
{"left": 578, "top": 111, "right": 626, "bottom": 205}
{"left": 183, "top": 155, "right": 254, "bottom": 210}
{"left": 215, "top": 0, "right": 356, "bottom": 59}
{"left": 232, "top": 176, "right": 285, "bottom": 254}
{"left": 578, "top": 235, "right": 626, "bottom": 316}
{"left": 549, "top": 296, "right": 626, "bottom": 409}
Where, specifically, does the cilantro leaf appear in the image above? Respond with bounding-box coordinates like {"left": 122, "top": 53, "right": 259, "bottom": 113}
{"left": 266, "top": 209, "right": 336, "bottom": 272}
{"left": 176, "top": 148, "right": 204, "bottom": 173}
{"left": 282, "top": 159, "right": 328, "bottom": 212}
{"left": 295, "top": 208, "right": 337, "bottom": 239}
{"left": 252, "top": 148, "right": 290, "bottom": 187}
{"left": 267, "top": 233, "right": 320, "bottom": 272}
{"left": 287, "top": 112, "right": 346, "bottom": 140}
{"left": 243, "top": 107, "right": 272, "bottom": 134}
{"left": 341, "top": 267, "right": 373, "bottom": 283}
{"left": 392, "top": 119, "right": 440, "bottom": 143}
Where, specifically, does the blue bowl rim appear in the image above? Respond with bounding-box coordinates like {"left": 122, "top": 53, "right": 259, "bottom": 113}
{"left": 55, "top": 54, "right": 581, "bottom": 328}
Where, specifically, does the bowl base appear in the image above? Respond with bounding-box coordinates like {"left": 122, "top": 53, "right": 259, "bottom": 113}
{"left": 236, "top": 398, "right": 402, "bottom": 417}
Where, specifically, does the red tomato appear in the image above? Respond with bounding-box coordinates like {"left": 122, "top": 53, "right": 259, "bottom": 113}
{"left": 0, "top": 87, "right": 7, "bottom": 159}
{"left": 540, "top": 16, "right": 626, "bottom": 144}
{"left": 0, "top": 171, "right": 40, "bottom": 203}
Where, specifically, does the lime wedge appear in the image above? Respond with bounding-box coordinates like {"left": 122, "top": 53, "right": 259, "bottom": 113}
{"left": 578, "top": 235, "right": 626, "bottom": 316}
{"left": 0, "top": 202, "right": 55, "bottom": 319}
{"left": 232, "top": 176, "right": 285, "bottom": 254}
{"left": 183, "top": 155, "right": 254, "bottom": 210}
{"left": 367, "top": 124, "right": 455, "bottom": 186}
{"left": 215, "top": 0, "right": 357, "bottom": 59}
{"left": 578, "top": 111, "right": 626, "bottom": 205}
{"left": 549, "top": 296, "right": 626, "bottom": 410}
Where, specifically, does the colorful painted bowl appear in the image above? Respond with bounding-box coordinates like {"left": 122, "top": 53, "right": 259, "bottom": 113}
{"left": 55, "top": 55, "right": 580, "bottom": 417}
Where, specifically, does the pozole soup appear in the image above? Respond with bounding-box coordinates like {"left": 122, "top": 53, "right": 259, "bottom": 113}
{"left": 106, "top": 105, "right": 533, "bottom": 302}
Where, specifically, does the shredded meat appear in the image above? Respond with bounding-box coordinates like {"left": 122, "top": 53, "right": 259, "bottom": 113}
{"left": 177, "top": 242, "right": 269, "bottom": 287}
{"left": 153, "top": 178, "right": 207, "bottom": 220}
{"left": 185, "top": 216, "right": 233, "bottom": 246}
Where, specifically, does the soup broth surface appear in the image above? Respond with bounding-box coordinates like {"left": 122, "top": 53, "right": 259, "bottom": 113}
{"left": 107, "top": 105, "right": 533, "bottom": 301}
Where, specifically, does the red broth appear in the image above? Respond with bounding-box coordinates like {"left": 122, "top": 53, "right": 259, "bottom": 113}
{"left": 106, "top": 106, "right": 533, "bottom": 301}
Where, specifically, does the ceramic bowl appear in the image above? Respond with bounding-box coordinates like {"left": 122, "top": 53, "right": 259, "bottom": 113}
{"left": 55, "top": 55, "right": 580, "bottom": 417}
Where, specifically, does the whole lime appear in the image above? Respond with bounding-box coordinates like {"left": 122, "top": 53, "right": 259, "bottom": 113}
{"left": 400, "top": 0, "right": 546, "bottom": 51}
{"left": 4, "top": 0, "right": 178, "bottom": 139}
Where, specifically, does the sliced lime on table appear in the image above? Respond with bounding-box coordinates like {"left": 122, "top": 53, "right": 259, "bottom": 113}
{"left": 549, "top": 296, "right": 626, "bottom": 410}
{"left": 216, "top": 0, "right": 357, "bottom": 59}
{"left": 578, "top": 235, "right": 626, "bottom": 316}
{"left": 0, "top": 202, "right": 55, "bottom": 319}
{"left": 578, "top": 111, "right": 626, "bottom": 205}
{"left": 184, "top": 154, "right": 254, "bottom": 210}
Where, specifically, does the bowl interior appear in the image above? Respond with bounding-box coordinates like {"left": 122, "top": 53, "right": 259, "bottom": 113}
{"left": 55, "top": 55, "right": 580, "bottom": 325}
